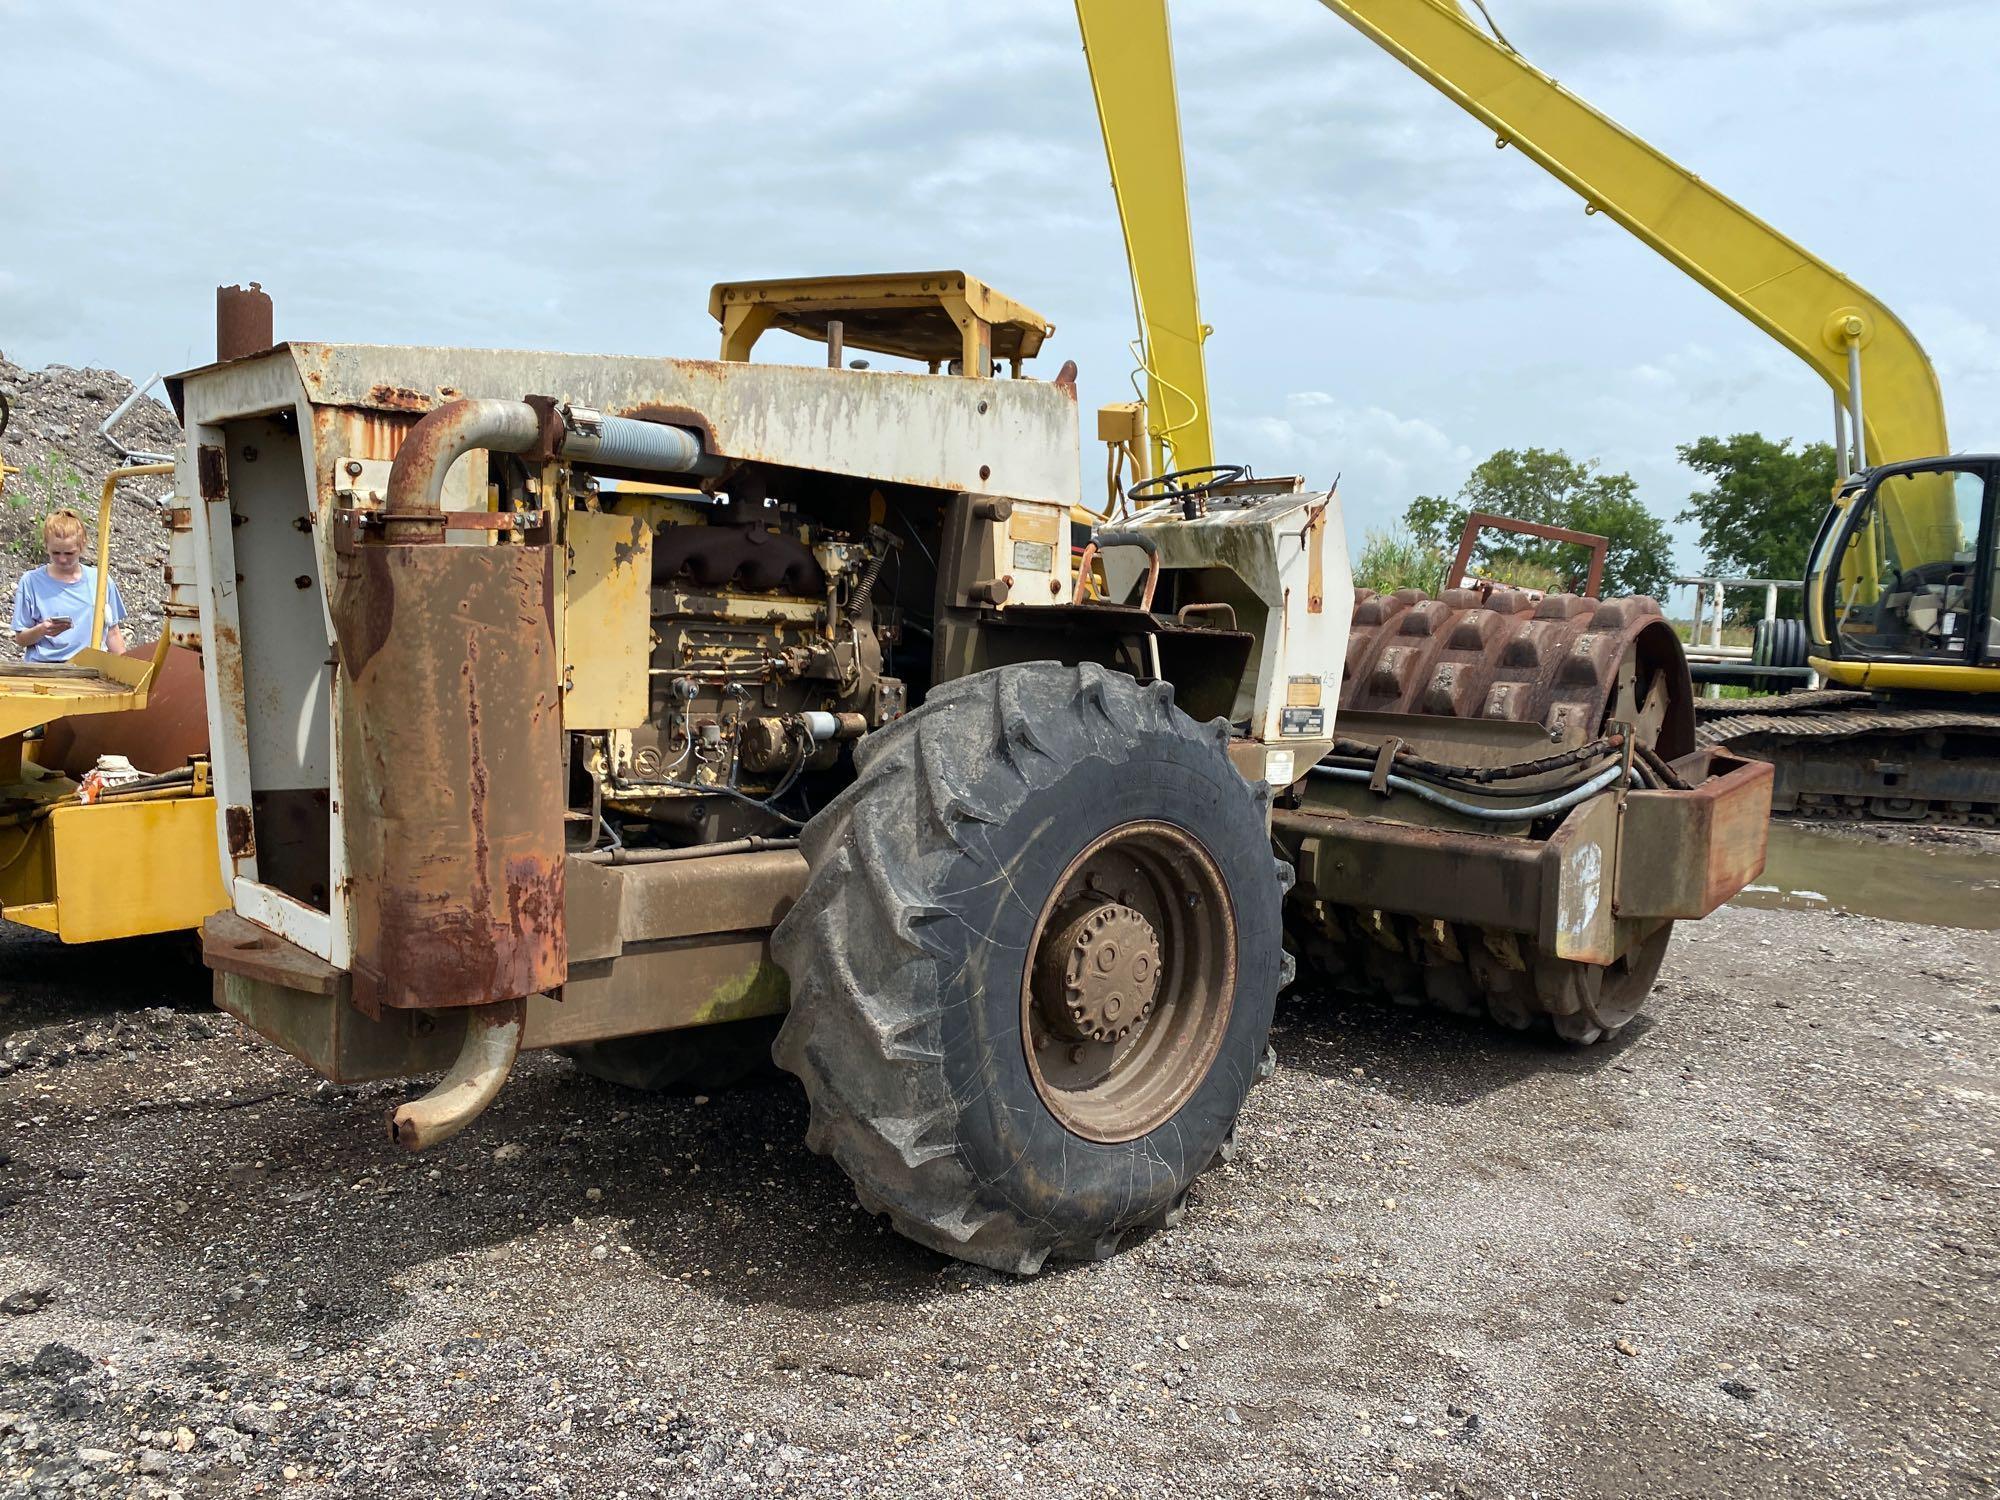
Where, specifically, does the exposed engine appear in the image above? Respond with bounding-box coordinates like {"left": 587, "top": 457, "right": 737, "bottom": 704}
{"left": 583, "top": 488, "right": 905, "bottom": 843}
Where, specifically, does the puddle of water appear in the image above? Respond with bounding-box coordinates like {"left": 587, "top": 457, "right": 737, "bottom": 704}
{"left": 1731, "top": 820, "right": 2000, "bottom": 929}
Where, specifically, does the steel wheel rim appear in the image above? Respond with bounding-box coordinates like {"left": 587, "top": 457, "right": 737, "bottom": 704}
{"left": 1020, "top": 820, "right": 1237, "bottom": 1144}
{"left": 1582, "top": 926, "right": 1673, "bottom": 1033}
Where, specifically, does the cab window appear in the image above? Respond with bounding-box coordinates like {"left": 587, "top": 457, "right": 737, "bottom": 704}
{"left": 1831, "top": 468, "right": 1990, "bottom": 661}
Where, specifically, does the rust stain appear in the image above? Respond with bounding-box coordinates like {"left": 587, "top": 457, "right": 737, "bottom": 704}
{"left": 463, "top": 633, "right": 493, "bottom": 932}
{"left": 336, "top": 408, "right": 420, "bottom": 464}
{"left": 331, "top": 540, "right": 566, "bottom": 1011}
{"left": 368, "top": 383, "right": 434, "bottom": 414}
{"left": 210, "top": 621, "right": 247, "bottom": 740}
{"left": 1305, "top": 502, "right": 1327, "bottom": 615}
{"left": 198, "top": 445, "right": 227, "bottom": 501}
{"left": 617, "top": 402, "right": 717, "bottom": 452}
{"left": 225, "top": 804, "right": 256, "bottom": 858}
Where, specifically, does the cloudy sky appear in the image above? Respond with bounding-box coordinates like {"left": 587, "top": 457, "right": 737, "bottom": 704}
{"left": 3, "top": 0, "right": 1994, "bottom": 576}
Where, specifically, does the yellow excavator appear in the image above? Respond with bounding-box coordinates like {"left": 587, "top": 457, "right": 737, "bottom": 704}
{"left": 1075, "top": 0, "right": 1999, "bottom": 823}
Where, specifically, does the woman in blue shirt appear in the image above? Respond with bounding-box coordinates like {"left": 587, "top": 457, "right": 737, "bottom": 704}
{"left": 10, "top": 508, "right": 128, "bottom": 662}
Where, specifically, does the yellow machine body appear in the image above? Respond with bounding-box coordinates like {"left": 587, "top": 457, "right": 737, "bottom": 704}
{"left": 0, "top": 790, "right": 226, "bottom": 943}
{"left": 1072, "top": 1, "right": 1213, "bottom": 477}
{"left": 0, "top": 465, "right": 229, "bottom": 942}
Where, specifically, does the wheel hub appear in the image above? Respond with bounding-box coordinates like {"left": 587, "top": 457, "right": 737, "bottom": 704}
{"left": 1035, "top": 901, "right": 1162, "bottom": 1043}
{"left": 1021, "top": 819, "right": 1237, "bottom": 1145}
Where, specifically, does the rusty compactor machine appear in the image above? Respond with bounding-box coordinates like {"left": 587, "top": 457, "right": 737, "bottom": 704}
{"left": 181, "top": 273, "right": 1769, "bottom": 1273}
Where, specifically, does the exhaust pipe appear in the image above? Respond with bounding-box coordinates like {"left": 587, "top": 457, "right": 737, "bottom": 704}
{"left": 383, "top": 397, "right": 718, "bottom": 527}
{"left": 387, "top": 998, "right": 525, "bottom": 1150}
{"left": 216, "top": 283, "right": 274, "bottom": 362}
{"left": 382, "top": 399, "right": 542, "bottom": 539}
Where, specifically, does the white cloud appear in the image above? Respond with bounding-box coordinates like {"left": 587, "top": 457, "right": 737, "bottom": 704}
{"left": 0, "top": 0, "right": 1992, "bottom": 592}
{"left": 1218, "top": 393, "right": 1474, "bottom": 540}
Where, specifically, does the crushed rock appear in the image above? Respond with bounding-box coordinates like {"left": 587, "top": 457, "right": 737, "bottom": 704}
{"left": 0, "top": 354, "right": 181, "bottom": 660}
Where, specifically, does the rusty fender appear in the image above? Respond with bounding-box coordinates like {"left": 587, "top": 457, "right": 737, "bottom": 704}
{"left": 387, "top": 998, "right": 525, "bottom": 1150}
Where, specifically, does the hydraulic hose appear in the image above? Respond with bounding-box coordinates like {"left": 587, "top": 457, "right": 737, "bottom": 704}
{"left": 1328, "top": 733, "right": 1624, "bottom": 784}
{"left": 574, "top": 835, "right": 800, "bottom": 868}
{"left": 1314, "top": 752, "right": 1650, "bottom": 799}
{"left": 1307, "top": 760, "right": 1628, "bottom": 822}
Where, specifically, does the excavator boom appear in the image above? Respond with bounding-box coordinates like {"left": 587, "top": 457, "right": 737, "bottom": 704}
{"left": 1074, "top": 0, "right": 1213, "bottom": 475}
{"left": 1316, "top": 0, "right": 1947, "bottom": 476}
{"left": 1078, "top": 0, "right": 1954, "bottom": 557}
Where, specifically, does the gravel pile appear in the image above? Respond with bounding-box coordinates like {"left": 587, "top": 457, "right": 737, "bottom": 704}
{"left": 0, "top": 897, "right": 1995, "bottom": 1498}
{"left": 0, "top": 355, "right": 182, "bottom": 660}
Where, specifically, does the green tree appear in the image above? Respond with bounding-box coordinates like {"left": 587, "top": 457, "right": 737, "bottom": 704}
{"left": 1405, "top": 448, "right": 1675, "bottom": 599}
{"left": 1351, "top": 527, "right": 1444, "bottom": 597}
{"left": 1676, "top": 434, "right": 1837, "bottom": 618}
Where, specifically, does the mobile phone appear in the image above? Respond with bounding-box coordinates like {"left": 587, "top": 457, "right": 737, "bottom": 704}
{"left": 46, "top": 617, "right": 73, "bottom": 631}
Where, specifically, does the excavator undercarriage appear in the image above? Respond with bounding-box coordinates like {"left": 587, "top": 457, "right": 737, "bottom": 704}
{"left": 1697, "top": 691, "right": 2000, "bottom": 826}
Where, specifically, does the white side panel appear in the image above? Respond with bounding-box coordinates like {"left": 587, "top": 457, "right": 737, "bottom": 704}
{"left": 1119, "top": 489, "right": 1355, "bottom": 742}
{"left": 185, "top": 421, "right": 257, "bottom": 898}
{"left": 228, "top": 418, "right": 331, "bottom": 790}
{"left": 178, "top": 351, "right": 349, "bottom": 966}
{"left": 232, "top": 878, "right": 333, "bottom": 960}
{"left": 283, "top": 343, "right": 1082, "bottom": 509}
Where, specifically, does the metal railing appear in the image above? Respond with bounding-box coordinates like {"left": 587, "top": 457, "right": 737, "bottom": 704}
{"left": 1676, "top": 576, "right": 1799, "bottom": 657}
{"left": 1673, "top": 576, "right": 1813, "bottom": 696}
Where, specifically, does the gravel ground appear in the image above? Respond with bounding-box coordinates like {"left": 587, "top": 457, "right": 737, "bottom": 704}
{"left": 0, "top": 900, "right": 1995, "bottom": 1499}
{"left": 0, "top": 356, "right": 181, "bottom": 659}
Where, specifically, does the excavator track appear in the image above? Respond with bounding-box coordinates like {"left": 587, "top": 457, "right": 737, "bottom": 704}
{"left": 1695, "top": 692, "right": 2000, "bottom": 826}
{"left": 1284, "top": 587, "right": 1692, "bottom": 1044}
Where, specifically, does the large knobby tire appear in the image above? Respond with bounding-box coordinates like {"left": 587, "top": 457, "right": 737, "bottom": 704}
{"left": 563, "top": 1017, "right": 781, "bottom": 1094}
{"left": 771, "top": 663, "right": 1284, "bottom": 1274}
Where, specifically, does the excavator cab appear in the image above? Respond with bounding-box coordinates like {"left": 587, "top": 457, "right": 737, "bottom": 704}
{"left": 1808, "top": 459, "right": 2000, "bottom": 684}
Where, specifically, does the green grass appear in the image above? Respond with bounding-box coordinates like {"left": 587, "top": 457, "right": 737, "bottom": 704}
{"left": 1352, "top": 528, "right": 1444, "bottom": 596}
{"left": 6, "top": 453, "right": 94, "bottom": 559}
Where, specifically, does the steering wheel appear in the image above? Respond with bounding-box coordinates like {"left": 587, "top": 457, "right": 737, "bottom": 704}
{"left": 1125, "top": 464, "right": 1249, "bottom": 514}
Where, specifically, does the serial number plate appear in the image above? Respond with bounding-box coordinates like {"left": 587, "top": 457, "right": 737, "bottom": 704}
{"left": 1012, "top": 540, "right": 1055, "bottom": 572}
{"left": 1280, "top": 707, "right": 1324, "bottom": 737}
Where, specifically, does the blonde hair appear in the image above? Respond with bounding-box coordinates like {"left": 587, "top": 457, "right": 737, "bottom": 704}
{"left": 42, "top": 508, "right": 86, "bottom": 549}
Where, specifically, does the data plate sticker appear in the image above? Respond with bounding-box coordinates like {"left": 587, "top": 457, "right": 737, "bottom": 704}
{"left": 1009, "top": 507, "right": 1061, "bottom": 544}
{"left": 1280, "top": 706, "right": 1324, "bottom": 737}
{"left": 1012, "top": 540, "right": 1055, "bottom": 572}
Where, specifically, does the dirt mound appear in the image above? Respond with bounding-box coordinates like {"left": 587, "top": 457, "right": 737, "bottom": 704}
{"left": 0, "top": 354, "right": 181, "bottom": 660}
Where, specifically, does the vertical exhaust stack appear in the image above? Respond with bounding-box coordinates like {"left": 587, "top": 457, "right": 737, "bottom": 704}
{"left": 215, "top": 283, "right": 274, "bottom": 362}
{"left": 326, "top": 401, "right": 570, "bottom": 1146}
{"left": 329, "top": 401, "right": 569, "bottom": 1026}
